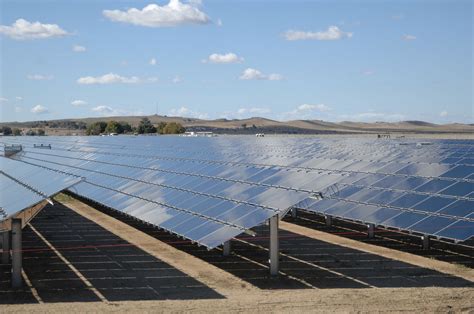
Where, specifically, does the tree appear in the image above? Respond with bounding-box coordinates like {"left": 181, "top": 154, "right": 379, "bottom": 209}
{"left": 137, "top": 118, "right": 156, "bottom": 134}
{"left": 37, "top": 129, "right": 45, "bottom": 136}
{"left": 86, "top": 121, "right": 107, "bottom": 135}
{"left": 105, "top": 120, "right": 123, "bottom": 134}
{"left": 12, "top": 128, "right": 21, "bottom": 136}
{"left": 162, "top": 122, "right": 185, "bottom": 134}
{"left": 25, "top": 129, "right": 36, "bottom": 136}
{"left": 157, "top": 122, "right": 167, "bottom": 134}
{"left": 1, "top": 126, "right": 12, "bottom": 135}
{"left": 241, "top": 123, "right": 247, "bottom": 129}
{"left": 119, "top": 121, "right": 132, "bottom": 133}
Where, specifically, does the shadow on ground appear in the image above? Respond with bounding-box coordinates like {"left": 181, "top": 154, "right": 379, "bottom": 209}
{"left": 0, "top": 203, "right": 223, "bottom": 304}
{"left": 82, "top": 198, "right": 474, "bottom": 290}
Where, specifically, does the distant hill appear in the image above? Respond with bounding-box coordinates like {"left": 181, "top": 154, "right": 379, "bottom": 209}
{"left": 1, "top": 115, "right": 473, "bottom": 135}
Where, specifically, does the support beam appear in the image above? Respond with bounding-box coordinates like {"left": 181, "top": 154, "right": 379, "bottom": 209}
{"left": 325, "top": 215, "right": 332, "bottom": 227}
{"left": 269, "top": 215, "right": 279, "bottom": 276}
{"left": 1, "top": 231, "right": 10, "bottom": 264}
{"left": 367, "top": 224, "right": 375, "bottom": 239}
{"left": 291, "top": 207, "right": 297, "bottom": 219}
{"left": 422, "top": 235, "right": 430, "bottom": 250}
{"left": 11, "top": 218, "right": 22, "bottom": 288}
{"left": 222, "top": 240, "right": 232, "bottom": 256}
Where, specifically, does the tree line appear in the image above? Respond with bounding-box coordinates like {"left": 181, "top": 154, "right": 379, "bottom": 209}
{"left": 86, "top": 118, "right": 185, "bottom": 135}
{"left": 1, "top": 126, "right": 43, "bottom": 136}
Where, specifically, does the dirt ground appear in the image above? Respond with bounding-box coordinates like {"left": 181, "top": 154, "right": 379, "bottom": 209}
{"left": 1, "top": 196, "right": 473, "bottom": 313}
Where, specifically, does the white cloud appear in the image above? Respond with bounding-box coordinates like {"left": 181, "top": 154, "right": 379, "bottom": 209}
{"left": 71, "top": 100, "right": 87, "bottom": 106}
{"left": 362, "top": 70, "right": 375, "bottom": 75}
{"left": 281, "top": 104, "right": 331, "bottom": 120}
{"left": 31, "top": 105, "right": 49, "bottom": 114}
{"left": 440, "top": 111, "right": 448, "bottom": 117}
{"left": 103, "top": 1, "right": 210, "bottom": 27}
{"left": 216, "top": 18, "right": 223, "bottom": 27}
{"left": 172, "top": 75, "right": 182, "bottom": 83}
{"left": 402, "top": 34, "right": 416, "bottom": 41}
{"left": 15, "top": 106, "right": 23, "bottom": 113}
{"left": 0, "top": 97, "right": 8, "bottom": 103}
{"left": 27, "top": 74, "right": 53, "bottom": 80}
{"left": 92, "top": 105, "right": 114, "bottom": 114}
{"left": 77, "top": 73, "right": 157, "bottom": 85}
{"left": 91, "top": 105, "right": 144, "bottom": 117}
{"left": 236, "top": 107, "right": 271, "bottom": 118}
{"left": 73, "top": 45, "right": 86, "bottom": 52}
{"left": 239, "top": 68, "right": 283, "bottom": 81}
{"left": 16, "top": 96, "right": 23, "bottom": 101}
{"left": 283, "top": 26, "right": 352, "bottom": 41}
{"left": 339, "top": 112, "right": 405, "bottom": 122}
{"left": 0, "top": 19, "right": 68, "bottom": 40}
{"left": 168, "top": 106, "right": 208, "bottom": 119}
{"left": 204, "top": 52, "right": 243, "bottom": 64}
{"left": 149, "top": 58, "right": 157, "bottom": 65}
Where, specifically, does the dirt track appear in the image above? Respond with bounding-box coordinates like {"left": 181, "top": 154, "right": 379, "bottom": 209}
{"left": 2, "top": 196, "right": 473, "bottom": 313}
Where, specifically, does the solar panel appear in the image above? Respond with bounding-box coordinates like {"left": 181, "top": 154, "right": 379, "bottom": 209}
{"left": 1, "top": 136, "right": 473, "bottom": 244}
{"left": 0, "top": 157, "right": 82, "bottom": 220}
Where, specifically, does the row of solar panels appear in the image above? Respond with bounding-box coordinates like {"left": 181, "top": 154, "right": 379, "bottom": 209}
{"left": 3, "top": 136, "right": 473, "bottom": 244}
{"left": 0, "top": 157, "right": 81, "bottom": 221}
{"left": 14, "top": 149, "right": 474, "bottom": 200}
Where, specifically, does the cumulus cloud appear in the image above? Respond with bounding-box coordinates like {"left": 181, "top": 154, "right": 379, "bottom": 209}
{"left": 31, "top": 105, "right": 49, "bottom": 114}
{"left": 440, "top": 111, "right": 448, "bottom": 117}
{"left": 92, "top": 105, "right": 114, "bottom": 114}
{"left": 168, "top": 106, "right": 208, "bottom": 119}
{"left": 0, "top": 97, "right": 8, "bottom": 102}
{"left": 0, "top": 19, "right": 68, "bottom": 40}
{"left": 73, "top": 45, "right": 86, "bottom": 52}
{"left": 149, "top": 58, "right": 157, "bottom": 65}
{"left": 204, "top": 53, "right": 243, "bottom": 64}
{"left": 237, "top": 107, "right": 271, "bottom": 115}
{"left": 16, "top": 96, "right": 23, "bottom": 101}
{"left": 402, "top": 34, "right": 416, "bottom": 41}
{"left": 27, "top": 74, "right": 53, "bottom": 80}
{"left": 71, "top": 100, "right": 87, "bottom": 106}
{"left": 283, "top": 26, "right": 352, "bottom": 41}
{"left": 239, "top": 68, "right": 283, "bottom": 81}
{"left": 77, "top": 73, "right": 157, "bottom": 85}
{"left": 91, "top": 105, "right": 144, "bottom": 117}
{"left": 103, "top": 1, "right": 210, "bottom": 27}
{"left": 172, "top": 75, "right": 182, "bottom": 83}
{"left": 281, "top": 104, "right": 331, "bottom": 120}
{"left": 339, "top": 112, "right": 405, "bottom": 122}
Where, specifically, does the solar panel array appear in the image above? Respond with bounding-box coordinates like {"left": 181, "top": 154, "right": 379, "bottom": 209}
{"left": 0, "top": 157, "right": 82, "bottom": 221}
{"left": 2, "top": 136, "right": 473, "bottom": 244}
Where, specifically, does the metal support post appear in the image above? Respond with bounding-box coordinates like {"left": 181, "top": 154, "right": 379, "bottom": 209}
{"left": 367, "top": 224, "right": 375, "bottom": 239}
{"left": 223, "top": 240, "right": 231, "bottom": 256}
{"left": 325, "top": 215, "right": 332, "bottom": 227}
{"left": 269, "top": 215, "right": 279, "bottom": 276}
{"left": 1, "top": 231, "right": 10, "bottom": 264}
{"left": 422, "top": 235, "right": 430, "bottom": 250}
{"left": 291, "top": 207, "right": 297, "bottom": 219}
{"left": 11, "top": 218, "right": 22, "bottom": 288}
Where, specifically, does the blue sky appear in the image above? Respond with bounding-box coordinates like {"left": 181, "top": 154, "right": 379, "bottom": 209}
{"left": 0, "top": 0, "right": 472, "bottom": 123}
